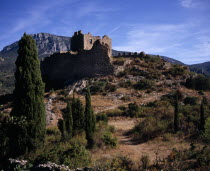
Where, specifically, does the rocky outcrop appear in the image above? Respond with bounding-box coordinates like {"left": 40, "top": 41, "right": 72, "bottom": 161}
{"left": 0, "top": 33, "right": 71, "bottom": 59}
{"left": 45, "top": 98, "right": 56, "bottom": 126}
{"left": 41, "top": 40, "right": 114, "bottom": 89}
{"left": 68, "top": 79, "right": 88, "bottom": 94}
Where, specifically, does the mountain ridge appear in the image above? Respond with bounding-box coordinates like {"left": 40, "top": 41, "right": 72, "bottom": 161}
{"left": 1, "top": 33, "right": 208, "bottom": 66}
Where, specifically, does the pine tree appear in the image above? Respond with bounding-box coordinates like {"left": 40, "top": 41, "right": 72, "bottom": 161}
{"left": 10, "top": 33, "right": 46, "bottom": 154}
{"left": 199, "top": 97, "right": 205, "bottom": 132}
{"left": 174, "top": 94, "right": 179, "bottom": 133}
{"left": 85, "top": 88, "right": 96, "bottom": 148}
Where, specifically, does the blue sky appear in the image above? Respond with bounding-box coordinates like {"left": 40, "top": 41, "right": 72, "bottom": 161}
{"left": 0, "top": 0, "right": 210, "bottom": 64}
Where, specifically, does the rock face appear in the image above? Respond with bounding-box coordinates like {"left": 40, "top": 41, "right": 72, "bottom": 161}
{"left": 41, "top": 40, "right": 114, "bottom": 89}
{"left": 45, "top": 98, "right": 56, "bottom": 126}
{"left": 0, "top": 33, "right": 71, "bottom": 74}
{"left": 0, "top": 33, "right": 71, "bottom": 59}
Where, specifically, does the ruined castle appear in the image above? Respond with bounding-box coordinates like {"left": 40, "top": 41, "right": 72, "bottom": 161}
{"left": 71, "top": 30, "right": 112, "bottom": 56}
{"left": 41, "top": 31, "right": 113, "bottom": 89}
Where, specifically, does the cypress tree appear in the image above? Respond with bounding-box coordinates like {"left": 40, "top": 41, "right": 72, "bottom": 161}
{"left": 10, "top": 33, "right": 46, "bottom": 153}
{"left": 85, "top": 88, "right": 96, "bottom": 148}
{"left": 174, "top": 94, "right": 179, "bottom": 133}
{"left": 199, "top": 97, "right": 205, "bottom": 132}
{"left": 58, "top": 119, "right": 66, "bottom": 139}
{"left": 64, "top": 102, "right": 73, "bottom": 138}
{"left": 58, "top": 101, "right": 73, "bottom": 140}
{"left": 72, "top": 97, "right": 84, "bottom": 134}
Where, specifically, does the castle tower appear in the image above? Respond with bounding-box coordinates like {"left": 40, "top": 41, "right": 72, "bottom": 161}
{"left": 71, "top": 30, "right": 112, "bottom": 56}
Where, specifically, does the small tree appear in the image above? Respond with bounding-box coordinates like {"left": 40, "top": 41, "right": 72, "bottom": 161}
{"left": 85, "top": 88, "right": 96, "bottom": 148}
{"left": 174, "top": 94, "right": 179, "bottom": 133}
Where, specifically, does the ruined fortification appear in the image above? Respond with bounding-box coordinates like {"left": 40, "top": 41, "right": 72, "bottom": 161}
{"left": 71, "top": 30, "right": 112, "bottom": 57}
{"left": 41, "top": 31, "right": 113, "bottom": 89}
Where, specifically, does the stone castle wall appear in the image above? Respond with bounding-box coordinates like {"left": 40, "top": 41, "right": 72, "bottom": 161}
{"left": 41, "top": 40, "right": 113, "bottom": 90}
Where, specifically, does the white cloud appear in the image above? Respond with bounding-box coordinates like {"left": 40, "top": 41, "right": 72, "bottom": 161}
{"left": 113, "top": 23, "right": 210, "bottom": 64}
{"left": 109, "top": 26, "right": 121, "bottom": 34}
{"left": 179, "top": 0, "right": 207, "bottom": 9}
{"left": 180, "top": 0, "right": 193, "bottom": 8}
{"left": 76, "top": 2, "right": 118, "bottom": 18}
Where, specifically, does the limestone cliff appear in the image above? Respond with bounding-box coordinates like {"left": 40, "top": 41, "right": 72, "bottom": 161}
{"left": 0, "top": 33, "right": 71, "bottom": 59}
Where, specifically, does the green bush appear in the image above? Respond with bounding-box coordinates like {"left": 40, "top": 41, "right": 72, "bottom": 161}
{"left": 118, "top": 80, "right": 133, "bottom": 88}
{"left": 184, "top": 96, "right": 198, "bottom": 105}
{"left": 93, "top": 121, "right": 117, "bottom": 149}
{"left": 131, "top": 116, "right": 171, "bottom": 141}
{"left": 127, "top": 102, "right": 139, "bottom": 117}
{"left": 105, "top": 84, "right": 117, "bottom": 92}
{"left": 60, "top": 143, "right": 90, "bottom": 169}
{"left": 106, "top": 109, "right": 124, "bottom": 117}
{"left": 46, "top": 127, "right": 61, "bottom": 136}
{"left": 144, "top": 54, "right": 161, "bottom": 63}
{"left": 127, "top": 67, "right": 147, "bottom": 76}
{"left": 164, "top": 145, "right": 210, "bottom": 169}
{"left": 118, "top": 105, "right": 127, "bottom": 111}
{"left": 96, "top": 113, "right": 108, "bottom": 123}
{"left": 89, "top": 81, "right": 117, "bottom": 94}
{"left": 33, "top": 135, "right": 90, "bottom": 169}
{"left": 90, "top": 81, "right": 107, "bottom": 94}
{"left": 94, "top": 155, "right": 134, "bottom": 170}
{"left": 198, "top": 90, "right": 204, "bottom": 95}
{"left": 102, "top": 132, "right": 117, "bottom": 148}
{"left": 169, "top": 64, "right": 186, "bottom": 77}
{"left": 133, "top": 79, "right": 153, "bottom": 90}
{"left": 108, "top": 125, "right": 116, "bottom": 133}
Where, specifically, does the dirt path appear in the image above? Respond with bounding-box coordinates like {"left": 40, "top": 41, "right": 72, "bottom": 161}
{"left": 108, "top": 119, "right": 190, "bottom": 163}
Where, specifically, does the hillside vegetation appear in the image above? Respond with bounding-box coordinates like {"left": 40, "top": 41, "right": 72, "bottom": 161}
{"left": 1, "top": 51, "right": 210, "bottom": 170}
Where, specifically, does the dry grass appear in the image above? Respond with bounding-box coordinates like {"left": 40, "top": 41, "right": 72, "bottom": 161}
{"left": 91, "top": 118, "right": 191, "bottom": 164}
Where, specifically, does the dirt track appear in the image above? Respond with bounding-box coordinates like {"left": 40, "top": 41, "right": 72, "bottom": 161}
{"left": 108, "top": 118, "right": 190, "bottom": 162}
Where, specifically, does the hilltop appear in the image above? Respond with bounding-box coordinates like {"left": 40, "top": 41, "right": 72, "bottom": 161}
{"left": 0, "top": 33, "right": 209, "bottom": 96}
